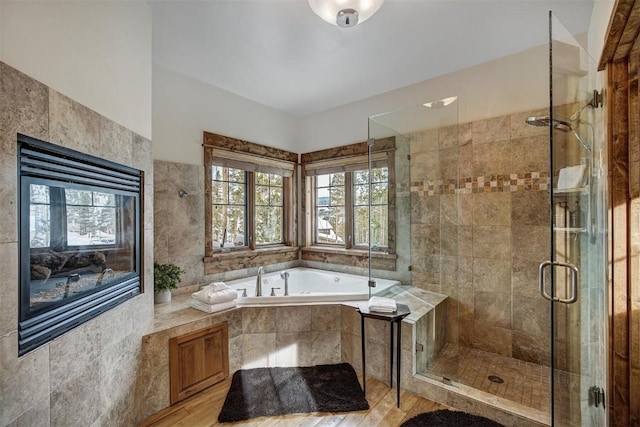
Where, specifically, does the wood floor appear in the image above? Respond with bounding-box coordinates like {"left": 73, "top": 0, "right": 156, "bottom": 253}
{"left": 140, "top": 374, "right": 451, "bottom": 427}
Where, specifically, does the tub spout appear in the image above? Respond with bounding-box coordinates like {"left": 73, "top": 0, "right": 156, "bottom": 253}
{"left": 255, "top": 266, "right": 264, "bottom": 296}
{"left": 280, "top": 271, "right": 290, "bottom": 296}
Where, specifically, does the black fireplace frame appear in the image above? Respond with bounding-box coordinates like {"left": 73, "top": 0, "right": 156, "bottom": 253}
{"left": 17, "top": 134, "right": 143, "bottom": 355}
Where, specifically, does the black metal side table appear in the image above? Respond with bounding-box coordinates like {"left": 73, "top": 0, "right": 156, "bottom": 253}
{"left": 357, "top": 302, "right": 411, "bottom": 408}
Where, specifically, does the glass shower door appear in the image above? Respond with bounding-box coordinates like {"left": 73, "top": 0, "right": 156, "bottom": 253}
{"left": 548, "top": 11, "right": 607, "bottom": 427}
{"left": 369, "top": 98, "right": 460, "bottom": 384}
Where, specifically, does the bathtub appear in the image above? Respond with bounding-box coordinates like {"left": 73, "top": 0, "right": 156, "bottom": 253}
{"left": 227, "top": 267, "right": 400, "bottom": 305}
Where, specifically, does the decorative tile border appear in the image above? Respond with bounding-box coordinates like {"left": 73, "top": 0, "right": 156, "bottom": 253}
{"left": 411, "top": 172, "right": 550, "bottom": 195}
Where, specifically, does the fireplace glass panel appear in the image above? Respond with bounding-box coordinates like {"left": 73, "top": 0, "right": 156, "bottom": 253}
{"left": 26, "top": 180, "right": 137, "bottom": 314}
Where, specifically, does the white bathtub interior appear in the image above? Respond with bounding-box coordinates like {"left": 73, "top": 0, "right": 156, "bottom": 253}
{"left": 227, "top": 267, "right": 401, "bottom": 305}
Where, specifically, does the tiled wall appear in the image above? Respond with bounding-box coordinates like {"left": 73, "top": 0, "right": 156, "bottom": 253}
{"left": 0, "top": 62, "right": 155, "bottom": 426}
{"left": 138, "top": 305, "right": 342, "bottom": 419}
{"left": 153, "top": 160, "right": 298, "bottom": 290}
{"left": 408, "top": 109, "right": 561, "bottom": 367}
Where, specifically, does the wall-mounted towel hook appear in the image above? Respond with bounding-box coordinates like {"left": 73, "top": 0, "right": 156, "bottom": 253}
{"left": 178, "top": 190, "right": 189, "bottom": 198}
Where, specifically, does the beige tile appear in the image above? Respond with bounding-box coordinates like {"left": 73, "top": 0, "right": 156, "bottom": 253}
{"left": 409, "top": 128, "right": 439, "bottom": 153}
{"left": 411, "top": 192, "right": 440, "bottom": 225}
{"left": 411, "top": 224, "right": 441, "bottom": 255}
{"left": 474, "top": 291, "right": 512, "bottom": 329}
{"left": 50, "top": 365, "right": 100, "bottom": 427}
{"left": 276, "top": 306, "right": 311, "bottom": 332}
{"left": 242, "top": 333, "right": 276, "bottom": 369}
{"left": 439, "top": 124, "right": 459, "bottom": 150}
{"left": 228, "top": 335, "right": 243, "bottom": 374}
{"left": 0, "top": 243, "right": 18, "bottom": 337}
{"left": 99, "top": 300, "right": 133, "bottom": 351}
{"left": 132, "top": 133, "right": 153, "bottom": 176}
{"left": 511, "top": 135, "right": 549, "bottom": 173}
{"left": 511, "top": 258, "right": 541, "bottom": 296}
{"left": 100, "top": 334, "right": 140, "bottom": 426}
{"left": 50, "top": 320, "right": 101, "bottom": 389}
{"left": 473, "top": 258, "right": 511, "bottom": 293}
{"left": 49, "top": 90, "right": 100, "bottom": 153}
{"left": 242, "top": 307, "right": 276, "bottom": 334}
{"left": 275, "top": 332, "right": 311, "bottom": 366}
{"left": 99, "top": 115, "right": 133, "bottom": 166}
{"left": 7, "top": 393, "right": 50, "bottom": 426}
{"left": 473, "top": 192, "right": 511, "bottom": 226}
{"left": 512, "top": 226, "right": 549, "bottom": 262}
{"left": 512, "top": 331, "right": 551, "bottom": 366}
{"left": 310, "top": 331, "right": 341, "bottom": 365}
{"left": 0, "top": 152, "right": 17, "bottom": 244}
{"left": 511, "top": 191, "right": 549, "bottom": 226}
{"left": 472, "top": 116, "right": 510, "bottom": 145}
{"left": 473, "top": 225, "right": 511, "bottom": 259}
{"left": 460, "top": 322, "right": 512, "bottom": 357}
{"left": 0, "top": 333, "right": 50, "bottom": 426}
{"left": 459, "top": 122, "right": 473, "bottom": 146}
{"left": 364, "top": 337, "right": 389, "bottom": 382}
{"left": 410, "top": 150, "right": 440, "bottom": 182}
{"left": 311, "top": 305, "right": 340, "bottom": 331}
{"left": 473, "top": 139, "right": 511, "bottom": 176}
{"left": 0, "top": 62, "right": 49, "bottom": 155}
{"left": 512, "top": 294, "right": 551, "bottom": 336}
{"left": 439, "top": 146, "right": 459, "bottom": 180}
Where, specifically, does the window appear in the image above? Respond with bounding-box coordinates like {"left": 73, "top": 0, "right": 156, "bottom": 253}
{"left": 353, "top": 167, "right": 388, "bottom": 249}
{"left": 313, "top": 167, "right": 388, "bottom": 250}
{"left": 302, "top": 138, "right": 395, "bottom": 256}
{"left": 315, "top": 173, "right": 345, "bottom": 244}
{"left": 211, "top": 166, "right": 247, "bottom": 248}
{"left": 203, "top": 132, "right": 297, "bottom": 260}
{"left": 255, "top": 173, "right": 284, "bottom": 245}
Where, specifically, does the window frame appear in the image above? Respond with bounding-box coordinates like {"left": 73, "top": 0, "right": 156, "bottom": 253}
{"left": 203, "top": 132, "right": 298, "bottom": 262}
{"left": 301, "top": 138, "right": 396, "bottom": 266}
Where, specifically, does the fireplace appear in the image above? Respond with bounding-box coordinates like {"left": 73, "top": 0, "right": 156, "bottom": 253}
{"left": 18, "top": 134, "right": 143, "bottom": 355}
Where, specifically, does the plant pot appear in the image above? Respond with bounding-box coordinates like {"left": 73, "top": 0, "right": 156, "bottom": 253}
{"left": 154, "top": 290, "right": 172, "bottom": 304}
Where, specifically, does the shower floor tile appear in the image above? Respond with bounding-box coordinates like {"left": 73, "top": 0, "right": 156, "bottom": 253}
{"left": 427, "top": 344, "right": 551, "bottom": 414}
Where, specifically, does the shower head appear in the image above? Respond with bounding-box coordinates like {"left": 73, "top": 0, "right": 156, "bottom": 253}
{"left": 525, "top": 115, "right": 591, "bottom": 152}
{"left": 525, "top": 116, "right": 572, "bottom": 132}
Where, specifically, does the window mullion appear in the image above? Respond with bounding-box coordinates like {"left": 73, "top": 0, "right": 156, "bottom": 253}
{"left": 247, "top": 172, "right": 256, "bottom": 250}
{"left": 345, "top": 172, "right": 353, "bottom": 249}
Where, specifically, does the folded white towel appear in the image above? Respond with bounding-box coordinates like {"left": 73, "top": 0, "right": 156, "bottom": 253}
{"left": 368, "top": 296, "right": 397, "bottom": 313}
{"left": 198, "top": 282, "right": 229, "bottom": 293}
{"left": 191, "top": 287, "right": 237, "bottom": 305}
{"left": 557, "top": 164, "right": 586, "bottom": 190}
{"left": 190, "top": 298, "right": 237, "bottom": 314}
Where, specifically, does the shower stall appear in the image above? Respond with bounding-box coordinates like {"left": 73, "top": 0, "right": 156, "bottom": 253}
{"left": 366, "top": 12, "right": 607, "bottom": 427}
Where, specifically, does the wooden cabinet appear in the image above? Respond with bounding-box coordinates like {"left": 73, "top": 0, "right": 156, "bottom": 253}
{"left": 169, "top": 322, "right": 229, "bottom": 404}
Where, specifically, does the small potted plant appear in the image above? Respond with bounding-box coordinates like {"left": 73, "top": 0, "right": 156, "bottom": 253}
{"left": 153, "top": 262, "right": 184, "bottom": 304}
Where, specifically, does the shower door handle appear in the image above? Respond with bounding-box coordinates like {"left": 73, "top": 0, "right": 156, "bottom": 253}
{"left": 538, "top": 261, "right": 579, "bottom": 304}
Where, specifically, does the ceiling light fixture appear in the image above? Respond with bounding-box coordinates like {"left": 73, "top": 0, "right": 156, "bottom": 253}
{"left": 423, "top": 96, "right": 458, "bottom": 108}
{"left": 308, "top": 0, "right": 386, "bottom": 28}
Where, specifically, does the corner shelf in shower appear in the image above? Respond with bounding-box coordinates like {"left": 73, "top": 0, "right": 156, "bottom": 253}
{"left": 553, "top": 186, "right": 589, "bottom": 195}
{"left": 553, "top": 227, "right": 588, "bottom": 233}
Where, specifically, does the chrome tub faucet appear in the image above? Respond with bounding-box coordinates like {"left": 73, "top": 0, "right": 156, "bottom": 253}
{"left": 255, "top": 266, "right": 264, "bottom": 296}
{"left": 280, "top": 271, "right": 290, "bottom": 296}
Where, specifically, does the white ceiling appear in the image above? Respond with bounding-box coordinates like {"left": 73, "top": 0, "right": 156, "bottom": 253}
{"left": 151, "top": 0, "right": 595, "bottom": 118}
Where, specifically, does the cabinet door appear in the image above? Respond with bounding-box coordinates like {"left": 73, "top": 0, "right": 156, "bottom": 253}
{"left": 169, "top": 322, "right": 229, "bottom": 404}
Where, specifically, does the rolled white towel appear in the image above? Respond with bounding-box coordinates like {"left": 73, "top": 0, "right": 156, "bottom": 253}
{"left": 190, "top": 298, "right": 237, "bottom": 314}
{"left": 368, "top": 296, "right": 397, "bottom": 313}
{"left": 191, "top": 287, "right": 238, "bottom": 305}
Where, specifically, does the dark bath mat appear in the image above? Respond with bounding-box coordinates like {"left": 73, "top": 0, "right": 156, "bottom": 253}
{"left": 401, "top": 409, "right": 505, "bottom": 427}
{"left": 217, "top": 362, "right": 369, "bottom": 423}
